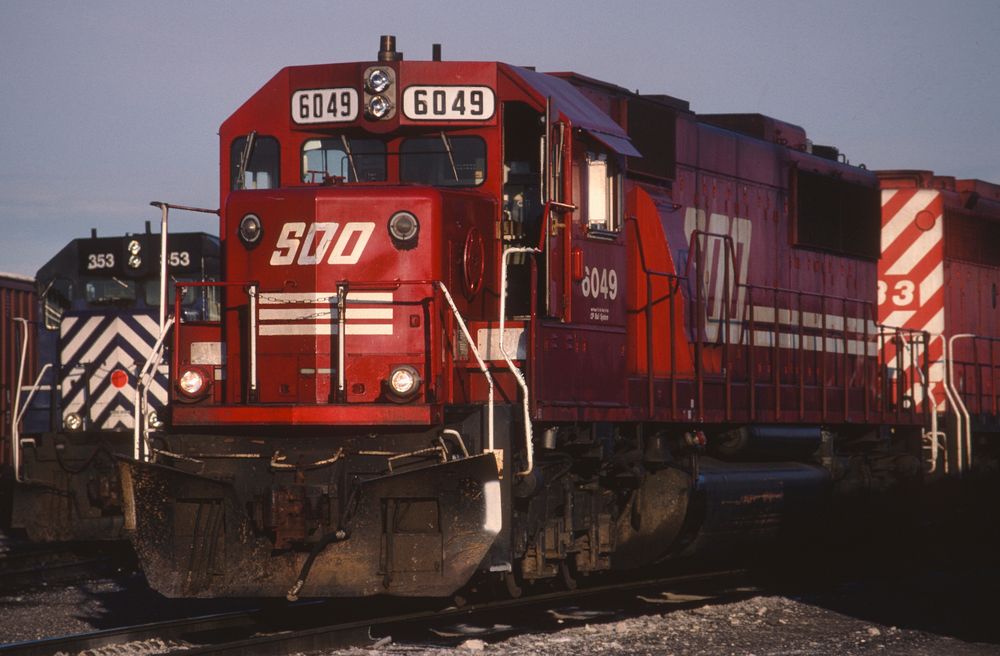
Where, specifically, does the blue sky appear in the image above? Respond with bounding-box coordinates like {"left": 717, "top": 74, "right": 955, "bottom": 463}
{"left": 2, "top": 0, "right": 999, "bottom": 276}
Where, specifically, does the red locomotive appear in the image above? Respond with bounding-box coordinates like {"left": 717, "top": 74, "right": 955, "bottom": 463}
{"left": 119, "top": 37, "right": 995, "bottom": 599}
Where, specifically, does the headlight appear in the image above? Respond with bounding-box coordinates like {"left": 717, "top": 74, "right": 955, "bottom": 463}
{"left": 178, "top": 367, "right": 208, "bottom": 398}
{"left": 367, "top": 95, "right": 392, "bottom": 119}
{"left": 239, "top": 213, "right": 263, "bottom": 246}
{"left": 388, "top": 211, "right": 419, "bottom": 244}
{"left": 128, "top": 254, "right": 142, "bottom": 269}
{"left": 147, "top": 409, "right": 163, "bottom": 429}
{"left": 366, "top": 68, "right": 392, "bottom": 94}
{"left": 127, "top": 239, "right": 141, "bottom": 255}
{"left": 388, "top": 365, "right": 420, "bottom": 399}
{"left": 64, "top": 412, "right": 83, "bottom": 431}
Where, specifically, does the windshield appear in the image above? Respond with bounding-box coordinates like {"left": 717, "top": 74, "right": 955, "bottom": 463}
{"left": 300, "top": 134, "right": 487, "bottom": 187}
{"left": 85, "top": 278, "right": 137, "bottom": 305}
{"left": 400, "top": 136, "right": 485, "bottom": 187}
{"left": 302, "top": 138, "right": 386, "bottom": 182}
{"left": 146, "top": 277, "right": 221, "bottom": 321}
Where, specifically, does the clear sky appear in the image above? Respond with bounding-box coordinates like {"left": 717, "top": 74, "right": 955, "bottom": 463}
{"left": 2, "top": 0, "right": 998, "bottom": 277}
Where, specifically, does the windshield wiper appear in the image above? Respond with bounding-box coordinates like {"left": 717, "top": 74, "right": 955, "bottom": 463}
{"left": 341, "top": 135, "right": 359, "bottom": 182}
{"left": 235, "top": 131, "right": 257, "bottom": 190}
{"left": 440, "top": 132, "right": 459, "bottom": 182}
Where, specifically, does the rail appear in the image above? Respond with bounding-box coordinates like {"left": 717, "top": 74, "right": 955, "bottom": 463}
{"left": 942, "top": 333, "right": 1000, "bottom": 474}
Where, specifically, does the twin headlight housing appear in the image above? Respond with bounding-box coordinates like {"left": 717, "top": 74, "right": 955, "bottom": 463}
{"left": 127, "top": 239, "right": 142, "bottom": 269}
{"left": 363, "top": 66, "right": 396, "bottom": 120}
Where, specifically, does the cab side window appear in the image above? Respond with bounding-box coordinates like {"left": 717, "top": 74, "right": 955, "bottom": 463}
{"left": 230, "top": 135, "right": 280, "bottom": 190}
{"left": 42, "top": 278, "right": 72, "bottom": 330}
{"left": 585, "top": 151, "right": 622, "bottom": 233}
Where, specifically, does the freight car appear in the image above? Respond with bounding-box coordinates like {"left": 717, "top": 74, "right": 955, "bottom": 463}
{"left": 8, "top": 225, "right": 219, "bottom": 540}
{"left": 119, "top": 37, "right": 991, "bottom": 600}
{"left": 1, "top": 272, "right": 36, "bottom": 527}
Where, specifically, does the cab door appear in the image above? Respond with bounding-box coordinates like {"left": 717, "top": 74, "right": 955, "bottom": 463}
{"left": 535, "top": 141, "right": 628, "bottom": 409}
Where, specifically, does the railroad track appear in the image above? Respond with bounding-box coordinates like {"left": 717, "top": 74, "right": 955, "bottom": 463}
{"left": 0, "top": 567, "right": 753, "bottom": 656}
{"left": 0, "top": 540, "right": 135, "bottom": 593}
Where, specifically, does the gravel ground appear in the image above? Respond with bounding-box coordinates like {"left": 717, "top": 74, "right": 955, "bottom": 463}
{"left": 2, "top": 478, "right": 998, "bottom": 655}
{"left": 1, "top": 576, "right": 997, "bottom": 655}
{"left": 331, "top": 594, "right": 1000, "bottom": 656}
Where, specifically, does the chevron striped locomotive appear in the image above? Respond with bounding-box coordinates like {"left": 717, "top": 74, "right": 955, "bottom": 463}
{"left": 8, "top": 228, "right": 218, "bottom": 541}
{"left": 59, "top": 311, "right": 168, "bottom": 432}
{"left": 118, "top": 37, "right": 998, "bottom": 600}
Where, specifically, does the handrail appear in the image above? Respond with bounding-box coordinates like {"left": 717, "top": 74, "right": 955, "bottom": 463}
{"left": 946, "top": 333, "right": 976, "bottom": 473}
{"left": 249, "top": 284, "right": 259, "bottom": 399}
{"left": 501, "top": 246, "right": 541, "bottom": 477}
{"left": 149, "top": 202, "right": 218, "bottom": 334}
{"left": 11, "top": 318, "right": 33, "bottom": 482}
{"left": 134, "top": 315, "right": 174, "bottom": 461}
{"left": 437, "top": 282, "right": 496, "bottom": 453}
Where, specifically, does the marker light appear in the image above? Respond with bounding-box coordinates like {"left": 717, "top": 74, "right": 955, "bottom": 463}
{"left": 64, "top": 413, "right": 83, "bottom": 431}
{"left": 239, "top": 213, "right": 263, "bottom": 246}
{"left": 388, "top": 211, "right": 419, "bottom": 243}
{"left": 366, "top": 68, "right": 392, "bottom": 94}
{"left": 178, "top": 368, "right": 208, "bottom": 398}
{"left": 128, "top": 254, "right": 142, "bottom": 269}
{"left": 367, "top": 95, "right": 392, "bottom": 119}
{"left": 388, "top": 365, "right": 420, "bottom": 399}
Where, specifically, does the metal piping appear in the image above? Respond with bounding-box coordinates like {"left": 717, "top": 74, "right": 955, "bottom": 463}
{"left": 438, "top": 282, "right": 495, "bottom": 451}
{"left": 440, "top": 428, "right": 470, "bottom": 458}
{"left": 500, "top": 246, "right": 541, "bottom": 476}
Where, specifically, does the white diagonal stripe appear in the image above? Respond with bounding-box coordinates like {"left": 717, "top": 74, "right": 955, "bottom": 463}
{"left": 61, "top": 317, "right": 107, "bottom": 365}
{"left": 885, "top": 220, "right": 942, "bottom": 275}
{"left": 881, "top": 189, "right": 937, "bottom": 249}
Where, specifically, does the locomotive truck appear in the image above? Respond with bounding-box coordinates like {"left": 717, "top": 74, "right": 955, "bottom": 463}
{"left": 118, "top": 37, "right": 995, "bottom": 599}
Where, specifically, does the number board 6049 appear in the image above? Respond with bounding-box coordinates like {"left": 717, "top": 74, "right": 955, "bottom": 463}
{"left": 402, "top": 86, "right": 495, "bottom": 121}
{"left": 291, "top": 88, "right": 359, "bottom": 124}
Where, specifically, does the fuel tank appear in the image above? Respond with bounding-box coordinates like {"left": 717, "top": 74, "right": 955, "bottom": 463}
{"left": 684, "top": 457, "right": 831, "bottom": 554}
